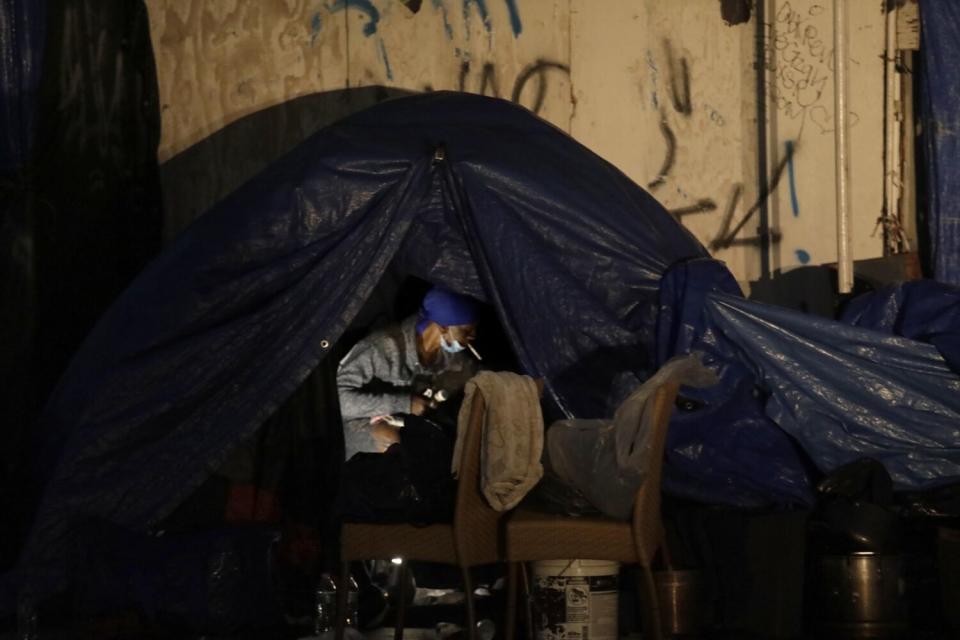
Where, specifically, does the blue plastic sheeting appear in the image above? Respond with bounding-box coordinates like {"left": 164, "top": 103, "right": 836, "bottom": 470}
{"left": 0, "top": 0, "right": 46, "bottom": 170}
{"left": 15, "top": 93, "right": 706, "bottom": 597}
{"left": 920, "top": 1, "right": 960, "bottom": 283}
{"left": 657, "top": 259, "right": 816, "bottom": 508}
{"left": 659, "top": 260, "right": 960, "bottom": 497}
{"left": 842, "top": 280, "right": 960, "bottom": 375}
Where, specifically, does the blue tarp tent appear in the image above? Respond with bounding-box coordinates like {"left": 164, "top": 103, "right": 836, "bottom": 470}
{"left": 15, "top": 92, "right": 721, "bottom": 597}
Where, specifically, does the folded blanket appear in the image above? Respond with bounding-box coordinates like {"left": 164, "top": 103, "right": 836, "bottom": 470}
{"left": 452, "top": 371, "right": 543, "bottom": 511}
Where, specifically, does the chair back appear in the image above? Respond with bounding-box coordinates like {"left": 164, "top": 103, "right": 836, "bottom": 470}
{"left": 631, "top": 381, "right": 680, "bottom": 565}
{"left": 450, "top": 393, "right": 503, "bottom": 566}
{"left": 452, "top": 378, "right": 543, "bottom": 567}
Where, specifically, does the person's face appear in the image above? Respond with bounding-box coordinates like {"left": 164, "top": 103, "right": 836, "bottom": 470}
{"left": 443, "top": 323, "right": 476, "bottom": 346}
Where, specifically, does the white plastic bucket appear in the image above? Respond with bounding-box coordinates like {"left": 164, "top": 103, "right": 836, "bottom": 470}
{"left": 531, "top": 559, "right": 620, "bottom": 640}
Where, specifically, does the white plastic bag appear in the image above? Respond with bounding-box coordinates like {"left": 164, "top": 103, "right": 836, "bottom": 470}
{"left": 546, "top": 353, "right": 718, "bottom": 519}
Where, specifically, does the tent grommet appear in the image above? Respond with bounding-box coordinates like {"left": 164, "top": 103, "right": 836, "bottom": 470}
{"left": 320, "top": 339, "right": 330, "bottom": 349}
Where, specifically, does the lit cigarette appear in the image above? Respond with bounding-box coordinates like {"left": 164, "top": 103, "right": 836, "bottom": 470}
{"left": 467, "top": 343, "right": 482, "bottom": 361}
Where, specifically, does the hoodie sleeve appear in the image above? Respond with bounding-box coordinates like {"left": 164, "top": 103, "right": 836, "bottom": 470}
{"left": 336, "top": 328, "right": 413, "bottom": 420}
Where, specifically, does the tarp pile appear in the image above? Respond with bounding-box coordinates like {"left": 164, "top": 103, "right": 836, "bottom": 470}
{"left": 658, "top": 261, "right": 960, "bottom": 506}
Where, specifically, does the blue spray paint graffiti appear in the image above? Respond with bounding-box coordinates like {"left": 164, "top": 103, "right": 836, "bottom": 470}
{"left": 786, "top": 140, "right": 800, "bottom": 217}
{"left": 402, "top": 0, "right": 521, "bottom": 42}
{"left": 328, "top": 0, "right": 390, "bottom": 78}
{"left": 795, "top": 248, "right": 811, "bottom": 264}
{"left": 504, "top": 0, "right": 522, "bottom": 36}
{"left": 328, "top": 0, "right": 381, "bottom": 37}
{"left": 378, "top": 38, "right": 394, "bottom": 80}
{"left": 432, "top": 0, "right": 455, "bottom": 40}
{"left": 462, "top": 0, "right": 493, "bottom": 37}
{"left": 327, "top": 0, "right": 521, "bottom": 80}
{"left": 310, "top": 13, "right": 323, "bottom": 46}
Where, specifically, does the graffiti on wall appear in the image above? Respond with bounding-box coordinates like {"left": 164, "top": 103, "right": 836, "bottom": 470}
{"left": 319, "top": 0, "right": 819, "bottom": 258}
{"left": 325, "top": 0, "right": 525, "bottom": 80}
{"left": 439, "top": 58, "right": 569, "bottom": 115}
{"left": 645, "top": 37, "right": 796, "bottom": 252}
{"left": 710, "top": 142, "right": 796, "bottom": 251}
{"left": 161, "top": 0, "right": 848, "bottom": 267}
{"left": 763, "top": 1, "right": 859, "bottom": 135}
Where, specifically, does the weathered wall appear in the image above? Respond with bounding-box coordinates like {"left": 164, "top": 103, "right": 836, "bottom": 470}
{"left": 146, "top": 0, "right": 891, "bottom": 284}
{"left": 148, "top": 0, "right": 348, "bottom": 159}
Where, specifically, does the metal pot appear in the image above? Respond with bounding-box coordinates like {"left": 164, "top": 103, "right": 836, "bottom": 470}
{"left": 812, "top": 552, "right": 906, "bottom": 638}
{"left": 938, "top": 527, "right": 960, "bottom": 633}
{"left": 654, "top": 569, "right": 708, "bottom": 636}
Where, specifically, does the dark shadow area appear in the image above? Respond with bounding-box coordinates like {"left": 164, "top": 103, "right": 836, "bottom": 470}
{"left": 161, "top": 86, "right": 417, "bottom": 239}
{"left": 1, "top": 0, "right": 163, "bottom": 571}
{"left": 749, "top": 266, "right": 847, "bottom": 318}
{"left": 913, "top": 48, "right": 933, "bottom": 280}
{"left": 748, "top": 261, "right": 915, "bottom": 320}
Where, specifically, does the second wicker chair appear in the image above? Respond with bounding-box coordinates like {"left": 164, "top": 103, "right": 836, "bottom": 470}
{"left": 503, "top": 381, "right": 680, "bottom": 640}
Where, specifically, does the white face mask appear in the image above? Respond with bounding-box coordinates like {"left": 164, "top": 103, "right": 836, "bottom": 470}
{"left": 440, "top": 334, "right": 466, "bottom": 354}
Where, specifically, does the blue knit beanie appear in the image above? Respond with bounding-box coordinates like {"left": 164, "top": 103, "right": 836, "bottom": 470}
{"left": 415, "top": 287, "right": 478, "bottom": 335}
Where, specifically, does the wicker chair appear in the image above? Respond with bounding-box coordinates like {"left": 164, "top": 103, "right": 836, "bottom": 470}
{"left": 336, "top": 382, "right": 533, "bottom": 640}
{"left": 503, "top": 381, "right": 680, "bottom": 640}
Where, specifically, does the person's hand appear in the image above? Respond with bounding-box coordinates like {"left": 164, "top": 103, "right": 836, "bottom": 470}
{"left": 410, "top": 394, "right": 433, "bottom": 415}
{"left": 370, "top": 422, "right": 401, "bottom": 452}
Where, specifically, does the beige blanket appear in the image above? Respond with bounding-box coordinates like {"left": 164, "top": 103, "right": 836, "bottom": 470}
{"left": 452, "top": 371, "right": 544, "bottom": 511}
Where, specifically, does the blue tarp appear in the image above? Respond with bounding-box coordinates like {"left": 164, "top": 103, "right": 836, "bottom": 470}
{"left": 701, "top": 293, "right": 960, "bottom": 489}
{"left": 920, "top": 1, "right": 960, "bottom": 283}
{"left": 16, "top": 93, "right": 709, "bottom": 596}
{"left": 841, "top": 280, "right": 960, "bottom": 374}
{"left": 659, "top": 260, "right": 960, "bottom": 497}
{"left": 656, "top": 259, "right": 816, "bottom": 508}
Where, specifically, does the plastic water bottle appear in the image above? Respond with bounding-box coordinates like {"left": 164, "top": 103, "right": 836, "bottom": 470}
{"left": 476, "top": 618, "right": 496, "bottom": 640}
{"left": 314, "top": 573, "right": 338, "bottom": 635}
{"left": 346, "top": 575, "right": 360, "bottom": 628}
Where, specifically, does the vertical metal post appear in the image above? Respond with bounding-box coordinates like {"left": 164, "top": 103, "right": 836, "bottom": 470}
{"left": 756, "top": 0, "right": 771, "bottom": 279}
{"left": 883, "top": 1, "right": 903, "bottom": 254}
{"left": 834, "top": 0, "right": 854, "bottom": 293}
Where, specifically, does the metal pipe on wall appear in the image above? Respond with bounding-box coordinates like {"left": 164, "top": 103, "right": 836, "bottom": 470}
{"left": 833, "top": 0, "right": 853, "bottom": 293}
{"left": 756, "top": 0, "right": 771, "bottom": 280}
{"left": 883, "top": 1, "right": 904, "bottom": 254}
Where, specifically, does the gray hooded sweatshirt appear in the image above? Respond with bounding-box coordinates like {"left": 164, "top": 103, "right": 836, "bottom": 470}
{"left": 337, "top": 315, "right": 476, "bottom": 458}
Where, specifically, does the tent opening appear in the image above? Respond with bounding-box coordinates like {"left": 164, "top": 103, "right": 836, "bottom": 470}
{"left": 160, "top": 268, "right": 518, "bottom": 546}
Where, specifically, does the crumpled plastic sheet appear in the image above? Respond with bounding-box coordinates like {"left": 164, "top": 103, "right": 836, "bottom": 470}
{"left": 706, "top": 292, "right": 960, "bottom": 489}
{"left": 841, "top": 280, "right": 960, "bottom": 374}
{"left": 547, "top": 353, "right": 718, "bottom": 520}
{"left": 656, "top": 259, "right": 817, "bottom": 508}
{"left": 660, "top": 260, "right": 960, "bottom": 495}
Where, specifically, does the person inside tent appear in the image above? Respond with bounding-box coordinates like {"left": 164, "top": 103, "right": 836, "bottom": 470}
{"left": 337, "top": 286, "right": 482, "bottom": 460}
